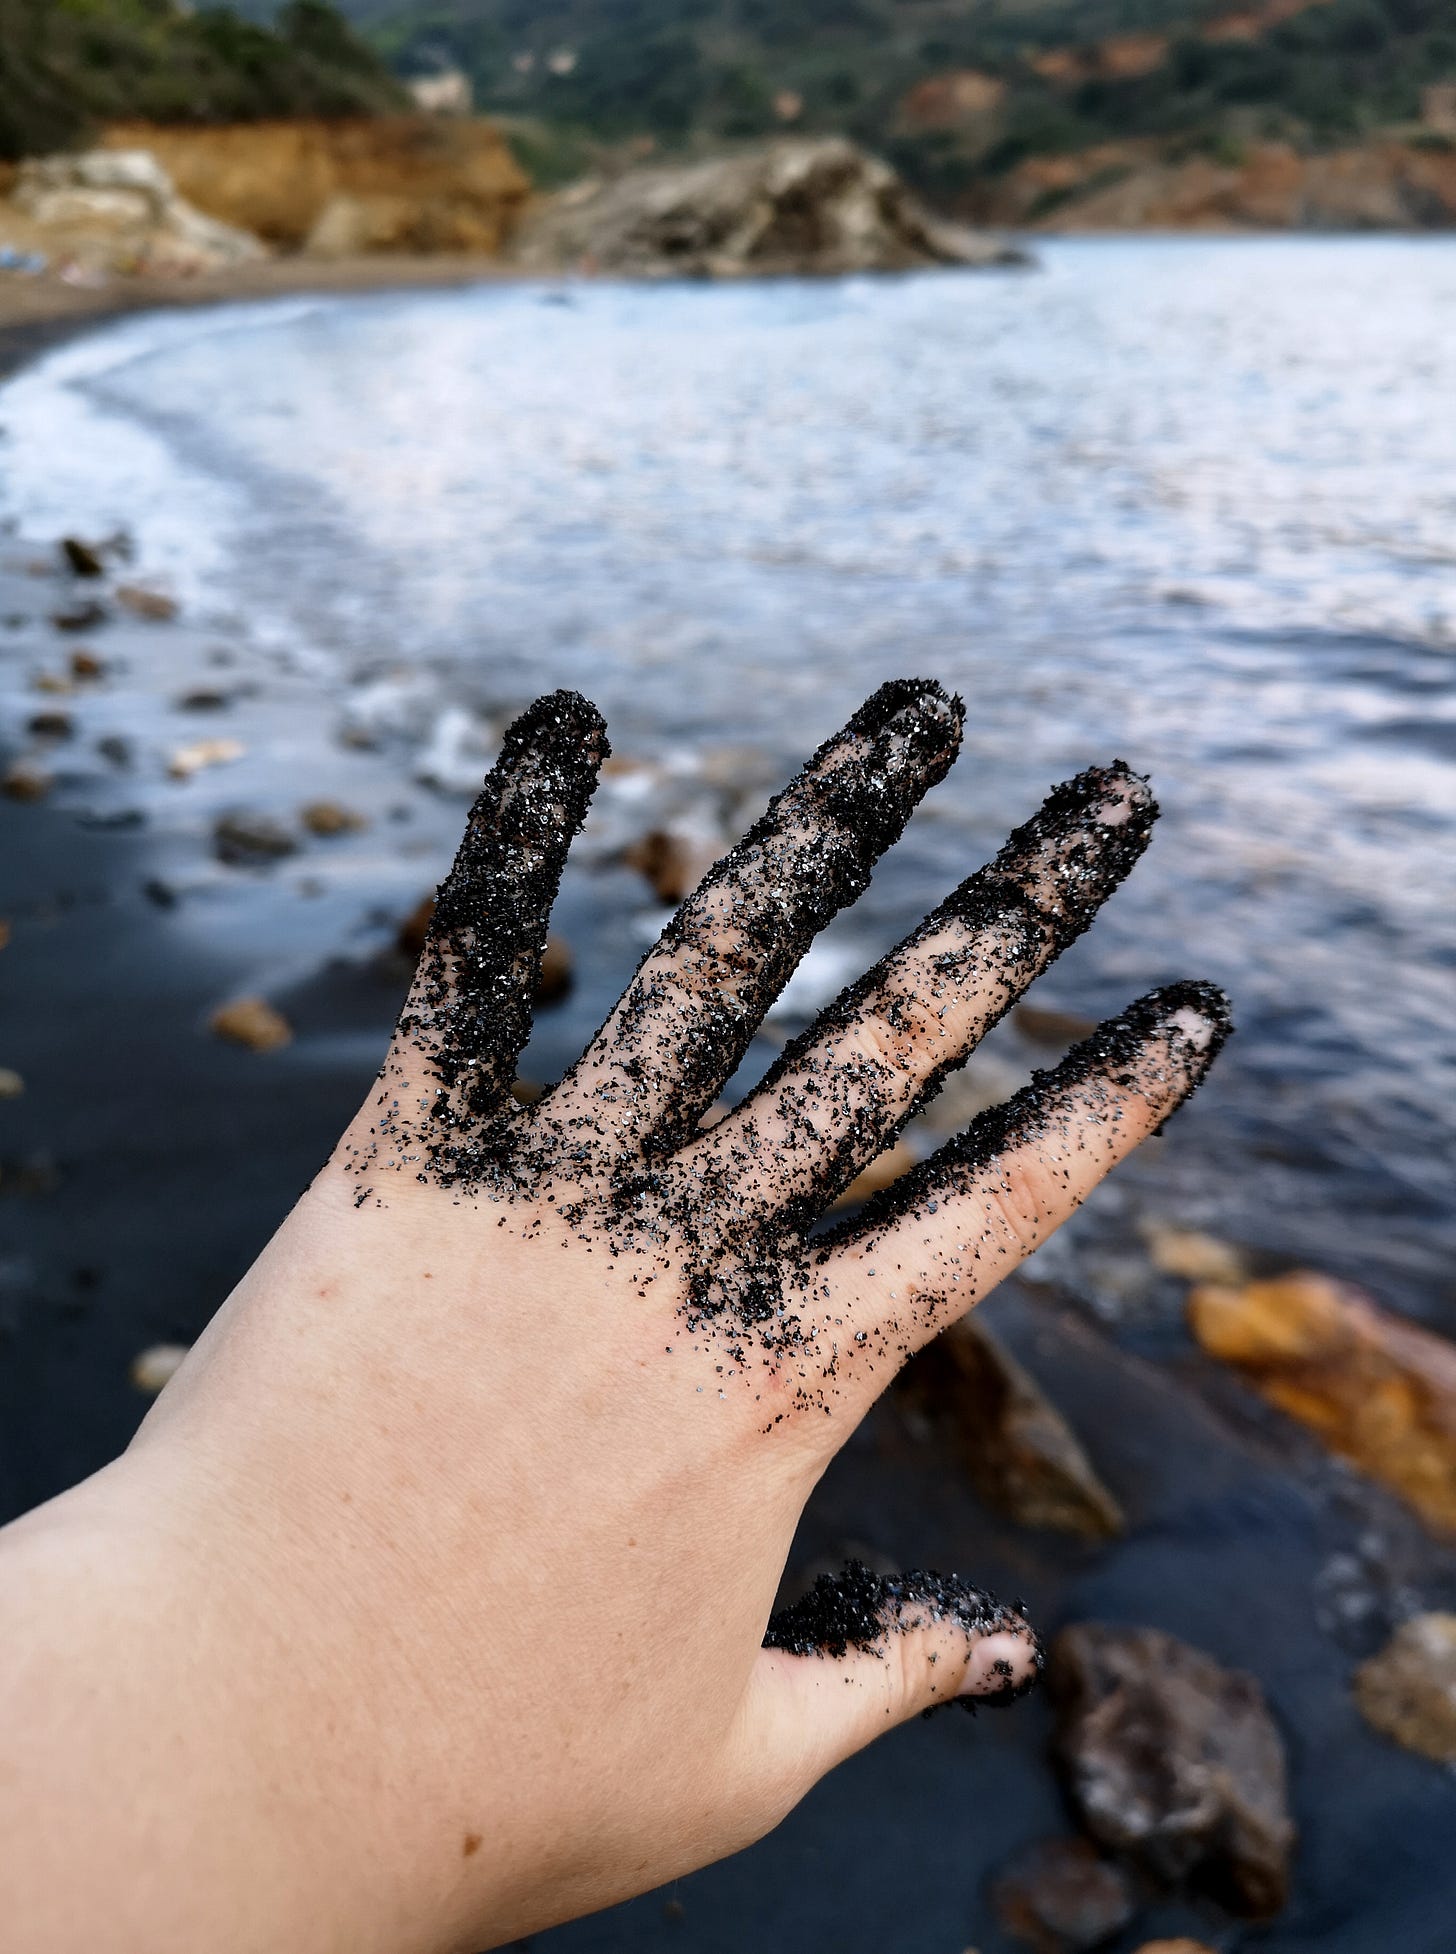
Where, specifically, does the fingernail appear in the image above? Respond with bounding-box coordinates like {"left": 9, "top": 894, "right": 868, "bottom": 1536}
{"left": 959, "top": 1627, "right": 1042, "bottom": 1701}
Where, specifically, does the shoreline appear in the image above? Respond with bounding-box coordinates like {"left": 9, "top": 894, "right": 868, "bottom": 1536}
{"left": 0, "top": 249, "right": 519, "bottom": 379}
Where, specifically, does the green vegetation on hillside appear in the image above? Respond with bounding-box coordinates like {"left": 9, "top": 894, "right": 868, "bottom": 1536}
{"left": 0, "top": 0, "right": 404, "bottom": 162}
{"left": 320, "top": 0, "right": 1456, "bottom": 203}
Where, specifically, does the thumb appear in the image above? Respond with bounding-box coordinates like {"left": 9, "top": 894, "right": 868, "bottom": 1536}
{"left": 746, "top": 1561, "right": 1042, "bottom": 1792}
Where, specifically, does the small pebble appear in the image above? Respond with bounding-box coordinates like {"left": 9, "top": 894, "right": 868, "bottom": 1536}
{"left": 2, "top": 761, "right": 52, "bottom": 802}
{"left": 130, "top": 1343, "right": 189, "bottom": 1395}
{"left": 170, "top": 738, "right": 245, "bottom": 781}
{"left": 301, "top": 799, "right": 366, "bottom": 837}
{"left": 0, "top": 1067, "right": 24, "bottom": 1099}
{"left": 115, "top": 583, "right": 177, "bottom": 622}
{"left": 210, "top": 996, "right": 293, "bottom": 1052}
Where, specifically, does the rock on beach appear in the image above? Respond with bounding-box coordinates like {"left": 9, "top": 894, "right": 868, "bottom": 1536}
{"left": 509, "top": 137, "right": 1028, "bottom": 279}
{"left": 1188, "top": 1270, "right": 1456, "bottom": 1535}
{"left": 1353, "top": 1613, "right": 1456, "bottom": 1763}
{"left": 1050, "top": 1622, "right": 1294, "bottom": 1918}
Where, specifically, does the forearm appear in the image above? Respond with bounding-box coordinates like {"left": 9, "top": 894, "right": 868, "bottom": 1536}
{"left": 0, "top": 1455, "right": 436, "bottom": 1954}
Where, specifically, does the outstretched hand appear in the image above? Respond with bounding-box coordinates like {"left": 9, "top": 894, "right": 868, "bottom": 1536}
{"left": 0, "top": 681, "right": 1228, "bottom": 1954}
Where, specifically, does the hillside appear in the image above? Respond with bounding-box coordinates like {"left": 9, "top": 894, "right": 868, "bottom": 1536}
{"left": 311, "top": 0, "right": 1456, "bottom": 206}
{"left": 0, "top": 0, "right": 405, "bottom": 161}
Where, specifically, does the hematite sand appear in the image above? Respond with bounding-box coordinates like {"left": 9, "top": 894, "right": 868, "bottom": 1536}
{"left": 764, "top": 1560, "right": 1044, "bottom": 1711}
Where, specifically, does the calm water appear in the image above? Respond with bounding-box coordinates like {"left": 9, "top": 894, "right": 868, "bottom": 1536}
{"left": 4, "top": 237, "right": 1453, "bottom": 1324}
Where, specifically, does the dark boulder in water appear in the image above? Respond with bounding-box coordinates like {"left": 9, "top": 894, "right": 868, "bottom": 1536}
{"left": 1050, "top": 1622, "right": 1294, "bottom": 1917}
{"left": 991, "top": 1835, "right": 1136, "bottom": 1953}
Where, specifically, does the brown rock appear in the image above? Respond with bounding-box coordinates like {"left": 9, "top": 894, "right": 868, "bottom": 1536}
{"left": 1188, "top": 1271, "right": 1456, "bottom": 1534}
{"left": 210, "top": 996, "right": 292, "bottom": 1053}
{"left": 32, "top": 670, "right": 74, "bottom": 695}
{"left": 0, "top": 1067, "right": 24, "bottom": 1099}
{"left": 904, "top": 1315, "right": 1124, "bottom": 1538}
{"left": 1050, "top": 1623, "right": 1294, "bottom": 1917}
{"left": 396, "top": 894, "right": 435, "bottom": 958}
{"left": 61, "top": 536, "right": 105, "bottom": 577}
{"left": 1130, "top": 1943, "right": 1218, "bottom": 1954}
{"left": 623, "top": 827, "right": 720, "bottom": 905}
{"left": 213, "top": 810, "right": 297, "bottom": 865}
{"left": 2, "top": 761, "right": 52, "bottom": 802}
{"left": 176, "top": 688, "right": 231, "bottom": 712}
{"left": 1015, "top": 1001, "right": 1098, "bottom": 1046}
{"left": 26, "top": 711, "right": 73, "bottom": 740}
{"left": 829, "top": 1138, "right": 916, "bottom": 1212}
{"left": 1353, "top": 1613, "right": 1456, "bottom": 1763}
{"left": 992, "top": 1836, "right": 1136, "bottom": 1953}
{"left": 300, "top": 799, "right": 367, "bottom": 837}
{"left": 69, "top": 648, "right": 106, "bottom": 680}
{"left": 535, "top": 932, "right": 573, "bottom": 1005}
{"left": 130, "top": 1343, "right": 189, "bottom": 1394}
{"left": 0, "top": 920, "right": 10, "bottom": 951}
{"left": 53, "top": 599, "right": 108, "bottom": 632}
{"left": 1142, "top": 1224, "right": 1248, "bottom": 1286}
{"left": 510, "top": 1079, "right": 546, "bottom": 1106}
{"left": 115, "top": 583, "right": 178, "bottom": 622}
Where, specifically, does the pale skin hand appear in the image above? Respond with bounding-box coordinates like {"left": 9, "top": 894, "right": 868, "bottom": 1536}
{"left": 0, "top": 681, "right": 1230, "bottom": 1954}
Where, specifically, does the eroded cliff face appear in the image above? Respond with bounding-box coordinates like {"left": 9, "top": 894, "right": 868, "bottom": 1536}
{"left": 975, "top": 136, "right": 1456, "bottom": 232}
{"left": 99, "top": 118, "right": 531, "bottom": 255}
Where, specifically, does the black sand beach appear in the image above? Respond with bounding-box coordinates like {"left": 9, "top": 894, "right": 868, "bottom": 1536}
{"left": 3, "top": 283, "right": 1456, "bottom": 1952}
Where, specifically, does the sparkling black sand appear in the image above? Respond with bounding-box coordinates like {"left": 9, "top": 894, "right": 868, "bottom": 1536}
{"left": 764, "top": 1559, "right": 1043, "bottom": 1711}
{"left": 4, "top": 597, "right": 1456, "bottom": 1948}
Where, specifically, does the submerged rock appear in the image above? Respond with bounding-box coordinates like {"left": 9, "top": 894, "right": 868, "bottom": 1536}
{"left": 1050, "top": 1623, "right": 1294, "bottom": 1918}
{"left": 26, "top": 711, "right": 73, "bottom": 740}
{"left": 210, "top": 996, "right": 292, "bottom": 1053}
{"left": 902, "top": 1315, "right": 1124, "bottom": 1538}
{"left": 1354, "top": 1613, "right": 1456, "bottom": 1763}
{"left": 300, "top": 799, "right": 367, "bottom": 837}
{"left": 52, "top": 599, "right": 107, "bottom": 633}
{"left": 1188, "top": 1270, "right": 1456, "bottom": 1535}
{"left": 992, "top": 1836, "right": 1136, "bottom": 1954}
{"left": 213, "top": 810, "right": 297, "bottom": 865}
{"left": 511, "top": 138, "right": 1029, "bottom": 279}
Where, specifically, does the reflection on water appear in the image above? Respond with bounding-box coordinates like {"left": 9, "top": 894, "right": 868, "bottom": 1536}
{"left": 3, "top": 237, "right": 1452, "bottom": 1322}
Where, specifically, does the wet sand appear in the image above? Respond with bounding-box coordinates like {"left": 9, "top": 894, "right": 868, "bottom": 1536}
{"left": 2, "top": 304, "right": 1455, "bottom": 1951}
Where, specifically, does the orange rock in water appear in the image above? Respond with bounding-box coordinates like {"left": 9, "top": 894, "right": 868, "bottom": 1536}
{"left": 210, "top": 996, "right": 292, "bottom": 1053}
{"left": 1189, "top": 1271, "right": 1456, "bottom": 1534}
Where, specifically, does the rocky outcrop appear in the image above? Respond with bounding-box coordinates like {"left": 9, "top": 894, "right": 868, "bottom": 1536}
{"left": 11, "top": 150, "right": 266, "bottom": 274}
{"left": 509, "top": 138, "right": 1029, "bottom": 278}
{"left": 979, "top": 136, "right": 1456, "bottom": 232}
{"left": 1050, "top": 1623, "right": 1295, "bottom": 1917}
{"left": 1188, "top": 1270, "right": 1456, "bottom": 1535}
{"left": 99, "top": 118, "right": 530, "bottom": 255}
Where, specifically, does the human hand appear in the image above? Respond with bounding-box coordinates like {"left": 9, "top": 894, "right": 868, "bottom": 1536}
{"left": 0, "top": 681, "right": 1228, "bottom": 1954}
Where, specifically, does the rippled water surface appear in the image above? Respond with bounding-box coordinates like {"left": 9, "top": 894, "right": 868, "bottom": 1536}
{"left": 5, "top": 237, "right": 1453, "bottom": 1321}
